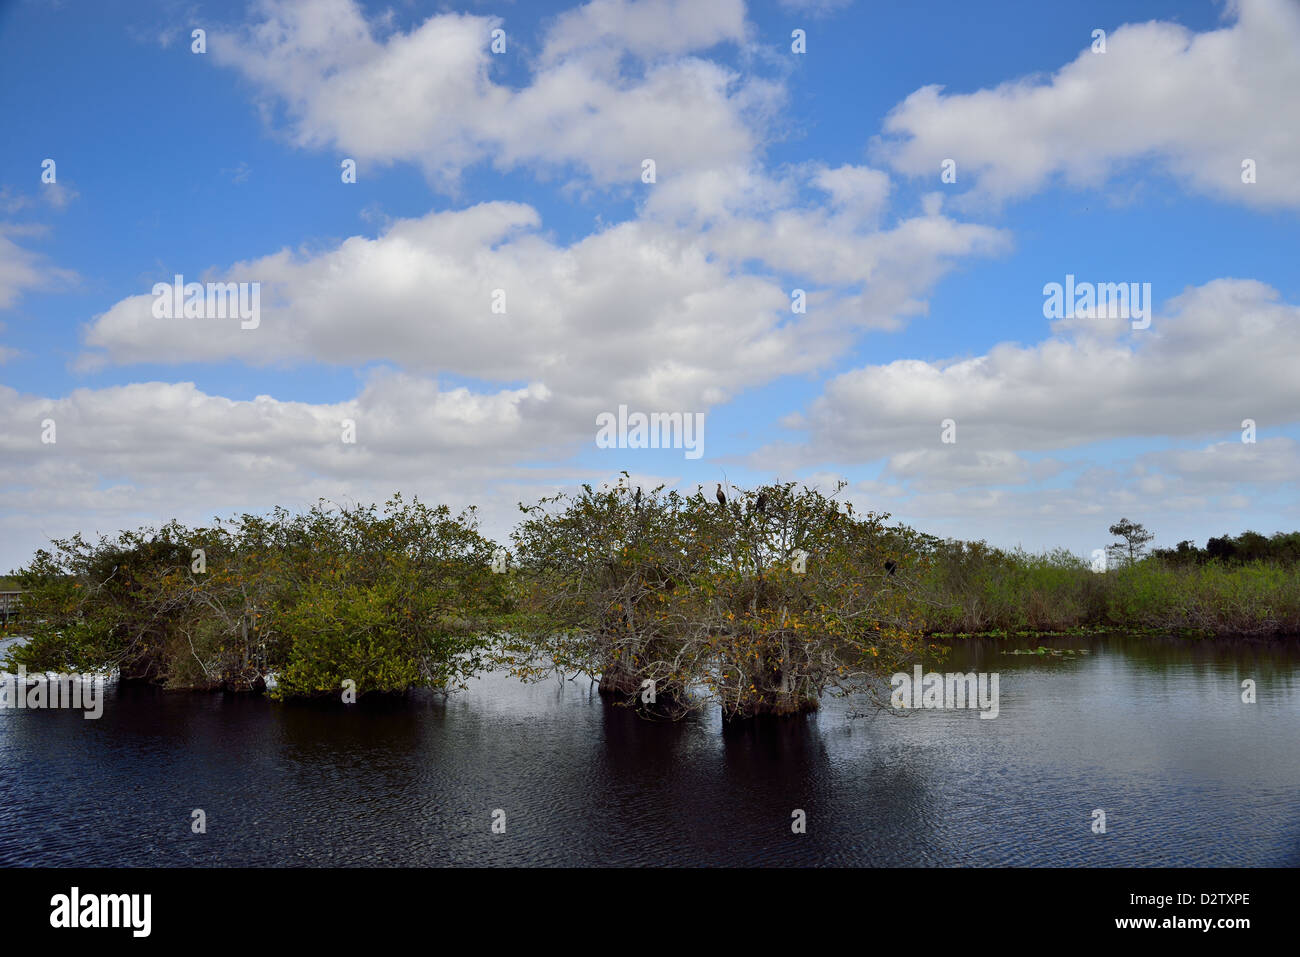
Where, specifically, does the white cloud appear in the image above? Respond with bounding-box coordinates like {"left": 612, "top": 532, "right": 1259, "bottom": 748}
{"left": 879, "top": 0, "right": 1300, "bottom": 209}
{"left": 1139, "top": 436, "right": 1300, "bottom": 486}
{"left": 78, "top": 166, "right": 1008, "bottom": 408}
{"left": 540, "top": 0, "right": 747, "bottom": 63}
{"left": 882, "top": 448, "right": 1065, "bottom": 492}
{"left": 12, "top": 0, "right": 1294, "bottom": 573}
{"left": 0, "top": 224, "right": 75, "bottom": 310}
{"left": 0, "top": 373, "right": 562, "bottom": 568}
{"left": 79, "top": 201, "right": 812, "bottom": 408}
{"left": 778, "top": 279, "right": 1300, "bottom": 465}
{"left": 211, "top": 0, "right": 778, "bottom": 189}
{"left": 812, "top": 164, "right": 891, "bottom": 223}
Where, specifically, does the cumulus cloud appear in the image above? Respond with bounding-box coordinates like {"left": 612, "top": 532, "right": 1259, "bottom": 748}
{"left": 77, "top": 169, "right": 1008, "bottom": 409}
{"left": 777, "top": 279, "right": 1300, "bottom": 467}
{"left": 9, "top": 0, "right": 1294, "bottom": 571}
{"left": 6, "top": 0, "right": 1027, "bottom": 569}
{"left": 878, "top": 0, "right": 1300, "bottom": 209}
{"left": 210, "top": 0, "right": 778, "bottom": 189}
{"left": 0, "top": 373, "right": 566, "bottom": 568}
{"left": 80, "top": 202, "right": 805, "bottom": 407}
{"left": 0, "top": 374, "right": 557, "bottom": 478}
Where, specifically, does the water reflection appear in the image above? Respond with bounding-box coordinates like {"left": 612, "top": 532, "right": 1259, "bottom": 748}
{"left": 1, "top": 635, "right": 1296, "bottom": 866}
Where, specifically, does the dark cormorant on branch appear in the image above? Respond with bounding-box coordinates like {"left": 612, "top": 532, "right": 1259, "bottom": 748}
{"left": 634, "top": 486, "right": 642, "bottom": 508}
{"left": 884, "top": 560, "right": 897, "bottom": 576}
{"left": 754, "top": 492, "right": 767, "bottom": 514}
{"left": 716, "top": 483, "right": 726, "bottom": 507}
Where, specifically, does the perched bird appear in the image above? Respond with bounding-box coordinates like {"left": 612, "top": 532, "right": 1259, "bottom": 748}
{"left": 754, "top": 492, "right": 767, "bottom": 514}
{"left": 716, "top": 483, "right": 726, "bottom": 507}
{"left": 884, "top": 560, "right": 897, "bottom": 576}
{"left": 634, "top": 486, "right": 642, "bottom": 507}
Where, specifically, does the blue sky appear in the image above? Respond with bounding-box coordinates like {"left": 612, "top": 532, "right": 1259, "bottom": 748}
{"left": 1, "top": 0, "right": 1298, "bottom": 570}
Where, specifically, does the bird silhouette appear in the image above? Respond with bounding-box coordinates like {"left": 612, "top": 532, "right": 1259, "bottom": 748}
{"left": 716, "top": 483, "right": 726, "bottom": 507}
{"left": 884, "top": 560, "right": 897, "bottom": 576}
{"left": 634, "top": 486, "right": 642, "bottom": 507}
{"left": 754, "top": 492, "right": 767, "bottom": 514}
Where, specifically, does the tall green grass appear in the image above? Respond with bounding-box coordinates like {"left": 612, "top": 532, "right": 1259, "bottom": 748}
{"left": 913, "top": 543, "right": 1300, "bottom": 636}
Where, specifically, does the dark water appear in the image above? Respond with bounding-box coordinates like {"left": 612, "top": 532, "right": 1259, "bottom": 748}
{"left": 1, "top": 635, "right": 1297, "bottom": 866}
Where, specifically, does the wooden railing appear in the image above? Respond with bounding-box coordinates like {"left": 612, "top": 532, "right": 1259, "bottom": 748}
{"left": 0, "top": 591, "right": 21, "bottom": 620}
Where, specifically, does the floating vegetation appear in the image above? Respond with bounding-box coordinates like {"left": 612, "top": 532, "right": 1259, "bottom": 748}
{"left": 1000, "top": 646, "right": 1091, "bottom": 658}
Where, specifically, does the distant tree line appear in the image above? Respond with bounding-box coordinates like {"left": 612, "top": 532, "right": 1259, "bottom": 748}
{"left": 1150, "top": 530, "right": 1300, "bottom": 566}
{"left": 912, "top": 519, "right": 1300, "bottom": 637}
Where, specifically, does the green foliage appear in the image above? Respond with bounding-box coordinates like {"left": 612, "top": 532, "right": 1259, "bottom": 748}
{"left": 1105, "top": 559, "right": 1300, "bottom": 635}
{"left": 268, "top": 497, "right": 506, "bottom": 698}
{"left": 8, "top": 522, "right": 202, "bottom": 682}
{"left": 911, "top": 538, "right": 1300, "bottom": 637}
{"left": 4, "top": 496, "right": 511, "bottom": 698}
{"left": 10, "top": 485, "right": 1300, "bottom": 716}
{"left": 1152, "top": 529, "right": 1300, "bottom": 566}
{"left": 1107, "top": 518, "right": 1155, "bottom": 568}
{"left": 914, "top": 541, "right": 1106, "bottom": 633}
{"left": 507, "top": 473, "right": 929, "bottom": 720}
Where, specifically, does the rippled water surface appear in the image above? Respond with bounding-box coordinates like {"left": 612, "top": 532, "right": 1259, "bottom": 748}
{"left": 2, "top": 635, "right": 1297, "bottom": 866}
